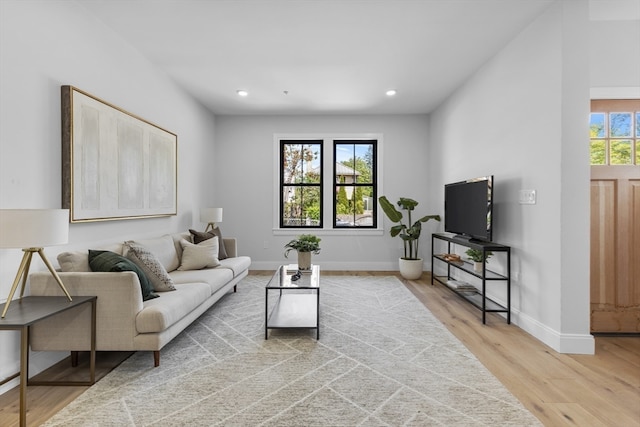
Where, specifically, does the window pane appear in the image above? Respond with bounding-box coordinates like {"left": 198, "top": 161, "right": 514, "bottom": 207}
{"left": 590, "top": 113, "right": 605, "bottom": 137}
{"left": 636, "top": 112, "right": 640, "bottom": 138}
{"left": 335, "top": 143, "right": 374, "bottom": 184}
{"left": 335, "top": 185, "right": 374, "bottom": 227}
{"left": 610, "top": 113, "right": 632, "bottom": 137}
{"left": 590, "top": 140, "right": 606, "bottom": 165}
{"left": 610, "top": 140, "right": 632, "bottom": 165}
{"left": 636, "top": 141, "right": 639, "bottom": 164}
{"left": 282, "top": 186, "right": 321, "bottom": 226}
{"left": 283, "top": 143, "right": 321, "bottom": 184}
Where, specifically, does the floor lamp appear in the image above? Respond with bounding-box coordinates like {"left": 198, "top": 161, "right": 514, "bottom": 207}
{"left": 200, "top": 208, "right": 223, "bottom": 233}
{"left": 0, "top": 209, "right": 72, "bottom": 318}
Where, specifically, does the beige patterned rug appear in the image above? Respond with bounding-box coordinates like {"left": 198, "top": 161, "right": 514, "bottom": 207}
{"left": 43, "top": 275, "right": 541, "bottom": 426}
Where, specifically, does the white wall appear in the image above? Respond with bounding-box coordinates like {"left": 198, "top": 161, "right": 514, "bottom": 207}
{"left": 0, "top": 0, "right": 217, "bottom": 394}
{"left": 428, "top": 0, "right": 594, "bottom": 354}
{"left": 213, "top": 115, "right": 438, "bottom": 271}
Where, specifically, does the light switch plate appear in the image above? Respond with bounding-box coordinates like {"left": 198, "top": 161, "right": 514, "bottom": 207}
{"left": 519, "top": 189, "right": 536, "bottom": 204}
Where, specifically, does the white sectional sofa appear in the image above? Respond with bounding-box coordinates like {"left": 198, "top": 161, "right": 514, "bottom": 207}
{"left": 28, "top": 231, "right": 251, "bottom": 367}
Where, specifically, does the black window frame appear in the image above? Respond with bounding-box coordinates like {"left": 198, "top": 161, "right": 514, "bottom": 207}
{"left": 279, "top": 139, "right": 323, "bottom": 229}
{"left": 333, "top": 140, "right": 377, "bottom": 229}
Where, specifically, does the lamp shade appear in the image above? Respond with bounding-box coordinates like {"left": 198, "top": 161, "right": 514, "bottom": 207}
{"left": 200, "top": 208, "right": 223, "bottom": 224}
{"left": 0, "top": 209, "right": 69, "bottom": 248}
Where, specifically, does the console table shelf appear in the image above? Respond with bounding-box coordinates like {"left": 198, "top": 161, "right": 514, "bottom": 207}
{"left": 431, "top": 233, "right": 511, "bottom": 324}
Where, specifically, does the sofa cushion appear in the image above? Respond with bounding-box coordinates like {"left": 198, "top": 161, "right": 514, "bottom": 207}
{"left": 189, "top": 228, "right": 228, "bottom": 259}
{"left": 169, "top": 267, "right": 234, "bottom": 295}
{"left": 124, "top": 242, "right": 176, "bottom": 292}
{"left": 129, "top": 235, "right": 180, "bottom": 272}
{"left": 88, "top": 250, "right": 158, "bottom": 301}
{"left": 136, "top": 283, "right": 212, "bottom": 333}
{"left": 178, "top": 237, "right": 220, "bottom": 270}
{"left": 218, "top": 256, "right": 252, "bottom": 277}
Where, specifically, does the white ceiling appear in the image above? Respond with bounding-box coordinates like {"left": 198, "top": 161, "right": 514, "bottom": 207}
{"left": 77, "top": 0, "right": 629, "bottom": 115}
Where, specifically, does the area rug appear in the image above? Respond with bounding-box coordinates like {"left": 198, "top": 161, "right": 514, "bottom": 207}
{"left": 42, "top": 275, "right": 541, "bottom": 426}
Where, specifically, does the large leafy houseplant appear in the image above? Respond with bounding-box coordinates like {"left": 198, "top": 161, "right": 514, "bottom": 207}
{"left": 378, "top": 196, "right": 440, "bottom": 260}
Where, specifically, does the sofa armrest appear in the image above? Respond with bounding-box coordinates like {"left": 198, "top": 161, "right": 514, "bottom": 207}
{"left": 222, "top": 238, "right": 238, "bottom": 258}
{"left": 29, "top": 271, "right": 144, "bottom": 351}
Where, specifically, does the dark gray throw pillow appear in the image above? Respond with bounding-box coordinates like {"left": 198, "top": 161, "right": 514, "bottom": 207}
{"left": 88, "top": 250, "right": 158, "bottom": 301}
{"left": 188, "top": 228, "right": 228, "bottom": 259}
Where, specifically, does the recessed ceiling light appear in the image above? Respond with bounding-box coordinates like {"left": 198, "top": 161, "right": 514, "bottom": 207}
{"left": 386, "top": 89, "right": 397, "bottom": 96}
{"left": 236, "top": 90, "right": 249, "bottom": 97}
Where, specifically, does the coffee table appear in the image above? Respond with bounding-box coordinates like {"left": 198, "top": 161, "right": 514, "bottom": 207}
{"left": 265, "top": 264, "right": 320, "bottom": 339}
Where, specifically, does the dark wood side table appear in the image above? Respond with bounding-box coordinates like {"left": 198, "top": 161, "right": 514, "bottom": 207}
{"left": 0, "top": 296, "right": 97, "bottom": 427}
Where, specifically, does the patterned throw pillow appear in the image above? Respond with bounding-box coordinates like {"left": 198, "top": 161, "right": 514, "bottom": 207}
{"left": 124, "top": 242, "right": 176, "bottom": 292}
{"left": 88, "top": 250, "right": 158, "bottom": 301}
{"left": 178, "top": 237, "right": 220, "bottom": 270}
{"left": 188, "top": 228, "right": 228, "bottom": 259}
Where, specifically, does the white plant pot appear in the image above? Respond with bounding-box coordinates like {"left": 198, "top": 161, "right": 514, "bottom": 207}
{"left": 297, "top": 251, "right": 312, "bottom": 271}
{"left": 473, "top": 262, "right": 484, "bottom": 272}
{"left": 399, "top": 258, "right": 423, "bottom": 280}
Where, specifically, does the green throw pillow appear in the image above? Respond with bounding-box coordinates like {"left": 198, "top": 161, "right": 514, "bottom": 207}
{"left": 88, "top": 250, "right": 158, "bottom": 301}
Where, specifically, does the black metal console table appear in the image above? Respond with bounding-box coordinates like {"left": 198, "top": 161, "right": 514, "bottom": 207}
{"left": 431, "top": 233, "right": 511, "bottom": 324}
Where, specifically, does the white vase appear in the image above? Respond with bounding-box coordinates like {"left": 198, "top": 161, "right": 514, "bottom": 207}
{"left": 474, "top": 262, "right": 484, "bottom": 272}
{"left": 297, "top": 251, "right": 312, "bottom": 271}
{"left": 399, "top": 258, "right": 423, "bottom": 280}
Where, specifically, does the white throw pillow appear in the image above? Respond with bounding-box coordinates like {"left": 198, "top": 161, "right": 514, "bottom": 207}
{"left": 57, "top": 251, "right": 90, "bottom": 272}
{"left": 178, "top": 237, "right": 220, "bottom": 270}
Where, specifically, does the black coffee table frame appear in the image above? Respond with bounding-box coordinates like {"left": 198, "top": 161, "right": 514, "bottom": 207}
{"left": 265, "top": 265, "right": 320, "bottom": 339}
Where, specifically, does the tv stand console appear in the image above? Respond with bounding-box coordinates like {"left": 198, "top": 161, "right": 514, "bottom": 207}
{"left": 431, "top": 233, "right": 511, "bottom": 324}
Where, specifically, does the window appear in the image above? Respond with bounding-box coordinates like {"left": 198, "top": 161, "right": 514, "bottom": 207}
{"left": 278, "top": 135, "right": 380, "bottom": 231}
{"left": 280, "top": 140, "right": 322, "bottom": 228}
{"left": 334, "top": 141, "right": 377, "bottom": 228}
{"left": 590, "top": 100, "right": 640, "bottom": 165}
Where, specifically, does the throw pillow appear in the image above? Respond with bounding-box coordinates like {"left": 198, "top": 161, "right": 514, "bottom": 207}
{"left": 129, "top": 235, "right": 180, "bottom": 272}
{"left": 188, "top": 228, "right": 228, "bottom": 259}
{"left": 124, "top": 242, "right": 176, "bottom": 292}
{"left": 88, "top": 250, "right": 158, "bottom": 301}
{"left": 178, "top": 237, "right": 220, "bottom": 270}
{"left": 58, "top": 251, "right": 91, "bottom": 272}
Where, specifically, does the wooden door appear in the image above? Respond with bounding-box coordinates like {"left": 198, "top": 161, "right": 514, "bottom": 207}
{"left": 590, "top": 99, "right": 640, "bottom": 332}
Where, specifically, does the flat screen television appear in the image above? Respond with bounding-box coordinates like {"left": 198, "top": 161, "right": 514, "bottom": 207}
{"left": 444, "top": 175, "right": 493, "bottom": 242}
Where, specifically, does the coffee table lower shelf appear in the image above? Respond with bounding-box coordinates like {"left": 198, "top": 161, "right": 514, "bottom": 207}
{"left": 265, "top": 293, "right": 319, "bottom": 339}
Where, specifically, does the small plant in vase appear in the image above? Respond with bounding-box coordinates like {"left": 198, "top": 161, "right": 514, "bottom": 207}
{"left": 284, "top": 234, "right": 321, "bottom": 271}
{"left": 465, "top": 248, "right": 493, "bottom": 272}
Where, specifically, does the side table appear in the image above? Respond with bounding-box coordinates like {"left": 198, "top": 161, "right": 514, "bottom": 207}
{"left": 0, "top": 296, "right": 97, "bottom": 427}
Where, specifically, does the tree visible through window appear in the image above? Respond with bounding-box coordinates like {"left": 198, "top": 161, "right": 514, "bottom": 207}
{"left": 280, "top": 141, "right": 322, "bottom": 228}
{"left": 334, "top": 140, "right": 376, "bottom": 228}
{"left": 590, "top": 100, "right": 639, "bottom": 165}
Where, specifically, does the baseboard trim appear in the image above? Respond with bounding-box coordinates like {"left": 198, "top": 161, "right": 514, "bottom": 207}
{"left": 514, "top": 309, "right": 595, "bottom": 354}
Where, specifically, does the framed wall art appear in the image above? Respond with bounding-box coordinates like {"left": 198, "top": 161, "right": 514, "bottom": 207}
{"left": 62, "top": 86, "right": 177, "bottom": 222}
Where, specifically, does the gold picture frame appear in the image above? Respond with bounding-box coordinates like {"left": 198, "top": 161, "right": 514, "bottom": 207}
{"left": 62, "top": 86, "right": 177, "bottom": 222}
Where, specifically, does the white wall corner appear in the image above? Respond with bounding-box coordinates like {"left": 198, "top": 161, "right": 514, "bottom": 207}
{"left": 513, "top": 309, "right": 595, "bottom": 355}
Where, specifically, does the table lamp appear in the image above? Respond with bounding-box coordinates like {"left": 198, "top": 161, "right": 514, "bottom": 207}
{"left": 0, "top": 209, "right": 72, "bottom": 318}
{"left": 200, "top": 208, "right": 223, "bottom": 232}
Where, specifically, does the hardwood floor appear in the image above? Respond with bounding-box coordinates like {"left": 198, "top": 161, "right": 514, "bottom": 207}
{"left": 0, "top": 271, "right": 638, "bottom": 426}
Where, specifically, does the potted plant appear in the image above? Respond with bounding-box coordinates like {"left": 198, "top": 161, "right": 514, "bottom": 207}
{"left": 465, "top": 248, "right": 493, "bottom": 272}
{"left": 284, "top": 234, "right": 321, "bottom": 271}
{"left": 378, "top": 196, "right": 440, "bottom": 279}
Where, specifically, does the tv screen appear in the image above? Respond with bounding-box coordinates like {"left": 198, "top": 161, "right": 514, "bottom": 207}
{"left": 444, "top": 176, "right": 493, "bottom": 242}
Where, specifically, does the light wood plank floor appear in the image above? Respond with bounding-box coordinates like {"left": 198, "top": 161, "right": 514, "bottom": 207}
{"left": 0, "top": 271, "right": 638, "bottom": 426}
